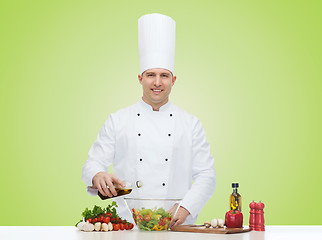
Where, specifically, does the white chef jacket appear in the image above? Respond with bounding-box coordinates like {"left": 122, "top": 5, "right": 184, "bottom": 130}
{"left": 82, "top": 99, "right": 216, "bottom": 224}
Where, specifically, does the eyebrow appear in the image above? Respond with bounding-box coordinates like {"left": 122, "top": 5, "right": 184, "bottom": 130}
{"left": 145, "top": 72, "right": 170, "bottom": 75}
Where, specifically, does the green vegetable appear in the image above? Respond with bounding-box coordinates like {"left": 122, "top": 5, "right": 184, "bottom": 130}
{"left": 75, "top": 201, "right": 128, "bottom": 226}
{"left": 92, "top": 205, "right": 105, "bottom": 217}
{"left": 105, "top": 201, "right": 118, "bottom": 218}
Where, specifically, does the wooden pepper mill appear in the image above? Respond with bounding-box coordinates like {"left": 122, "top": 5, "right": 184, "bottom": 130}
{"left": 255, "top": 201, "right": 265, "bottom": 231}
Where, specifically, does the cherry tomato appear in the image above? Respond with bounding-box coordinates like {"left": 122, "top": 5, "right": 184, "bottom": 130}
{"left": 143, "top": 215, "right": 151, "bottom": 222}
{"left": 119, "top": 223, "right": 125, "bottom": 230}
{"left": 106, "top": 212, "right": 112, "bottom": 217}
{"left": 103, "top": 216, "right": 110, "bottom": 224}
{"left": 93, "top": 218, "right": 98, "bottom": 223}
{"left": 87, "top": 218, "right": 92, "bottom": 223}
{"left": 99, "top": 215, "right": 104, "bottom": 222}
{"left": 129, "top": 223, "right": 134, "bottom": 230}
{"left": 113, "top": 224, "right": 120, "bottom": 231}
{"left": 125, "top": 224, "right": 129, "bottom": 230}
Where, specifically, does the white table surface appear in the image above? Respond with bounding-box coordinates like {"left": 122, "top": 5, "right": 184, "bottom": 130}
{"left": 0, "top": 226, "right": 321, "bottom": 240}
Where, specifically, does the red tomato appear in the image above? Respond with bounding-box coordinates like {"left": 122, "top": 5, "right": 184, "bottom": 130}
{"left": 99, "top": 215, "right": 104, "bottom": 222}
{"left": 104, "top": 217, "right": 110, "bottom": 224}
{"left": 93, "top": 218, "right": 98, "bottom": 223}
{"left": 129, "top": 223, "right": 134, "bottom": 230}
{"left": 143, "top": 215, "right": 151, "bottom": 222}
{"left": 124, "top": 224, "right": 129, "bottom": 230}
{"left": 106, "top": 212, "right": 112, "bottom": 217}
{"left": 119, "top": 223, "right": 125, "bottom": 230}
{"left": 113, "top": 224, "right": 120, "bottom": 231}
{"left": 87, "top": 218, "right": 92, "bottom": 223}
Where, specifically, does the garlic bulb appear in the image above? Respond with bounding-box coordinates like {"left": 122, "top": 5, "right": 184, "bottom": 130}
{"left": 217, "top": 219, "right": 225, "bottom": 228}
{"left": 83, "top": 222, "right": 94, "bottom": 232}
{"left": 76, "top": 218, "right": 86, "bottom": 231}
{"left": 211, "top": 219, "right": 218, "bottom": 228}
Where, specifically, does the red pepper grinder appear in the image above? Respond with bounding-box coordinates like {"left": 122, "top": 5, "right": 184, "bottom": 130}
{"left": 249, "top": 200, "right": 256, "bottom": 230}
{"left": 255, "top": 201, "right": 265, "bottom": 231}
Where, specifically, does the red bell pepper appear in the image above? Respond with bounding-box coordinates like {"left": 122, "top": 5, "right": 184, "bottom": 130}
{"left": 225, "top": 210, "right": 243, "bottom": 228}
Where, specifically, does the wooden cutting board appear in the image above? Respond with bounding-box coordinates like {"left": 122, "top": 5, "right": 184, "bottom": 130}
{"left": 170, "top": 225, "right": 251, "bottom": 234}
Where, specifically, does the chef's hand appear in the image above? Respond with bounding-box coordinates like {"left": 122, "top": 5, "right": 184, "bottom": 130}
{"left": 169, "top": 205, "right": 190, "bottom": 228}
{"left": 92, "top": 172, "right": 125, "bottom": 197}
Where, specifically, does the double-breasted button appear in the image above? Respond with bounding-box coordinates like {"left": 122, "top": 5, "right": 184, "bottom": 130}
{"left": 170, "top": 113, "right": 173, "bottom": 117}
{"left": 165, "top": 158, "right": 168, "bottom": 161}
{"left": 168, "top": 134, "right": 171, "bottom": 136}
{"left": 138, "top": 133, "right": 141, "bottom": 136}
{"left": 139, "top": 158, "right": 143, "bottom": 161}
{"left": 162, "top": 183, "right": 166, "bottom": 186}
{"left": 137, "top": 113, "right": 140, "bottom": 116}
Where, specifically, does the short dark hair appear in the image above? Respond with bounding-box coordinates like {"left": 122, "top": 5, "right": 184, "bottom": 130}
{"left": 142, "top": 70, "right": 173, "bottom": 77}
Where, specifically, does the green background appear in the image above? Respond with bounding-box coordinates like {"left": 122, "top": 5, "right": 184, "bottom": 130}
{"left": 1, "top": 0, "right": 321, "bottom": 226}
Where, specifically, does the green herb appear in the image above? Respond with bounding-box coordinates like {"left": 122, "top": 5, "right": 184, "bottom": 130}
{"left": 76, "top": 201, "right": 123, "bottom": 225}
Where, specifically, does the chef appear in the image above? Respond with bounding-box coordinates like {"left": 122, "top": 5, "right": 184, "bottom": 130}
{"left": 82, "top": 13, "right": 216, "bottom": 226}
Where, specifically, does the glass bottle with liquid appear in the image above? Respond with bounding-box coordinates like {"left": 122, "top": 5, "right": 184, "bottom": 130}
{"left": 98, "top": 180, "right": 142, "bottom": 200}
{"left": 229, "top": 182, "right": 242, "bottom": 212}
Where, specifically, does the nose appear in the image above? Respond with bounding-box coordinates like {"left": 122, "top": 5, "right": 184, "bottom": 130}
{"left": 154, "top": 75, "right": 161, "bottom": 87}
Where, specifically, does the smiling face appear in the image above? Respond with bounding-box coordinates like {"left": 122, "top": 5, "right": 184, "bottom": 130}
{"left": 138, "top": 68, "right": 176, "bottom": 111}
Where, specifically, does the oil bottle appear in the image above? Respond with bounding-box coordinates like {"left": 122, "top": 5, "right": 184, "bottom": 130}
{"left": 229, "top": 183, "right": 242, "bottom": 212}
{"left": 98, "top": 180, "right": 142, "bottom": 200}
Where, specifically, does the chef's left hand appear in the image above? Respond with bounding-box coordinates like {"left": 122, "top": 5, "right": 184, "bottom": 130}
{"left": 169, "top": 206, "right": 190, "bottom": 228}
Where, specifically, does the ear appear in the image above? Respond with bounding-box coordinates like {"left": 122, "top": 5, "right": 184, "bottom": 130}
{"left": 138, "top": 74, "right": 143, "bottom": 85}
{"left": 172, "top": 76, "right": 177, "bottom": 86}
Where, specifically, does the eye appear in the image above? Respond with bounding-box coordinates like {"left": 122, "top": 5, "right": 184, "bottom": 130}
{"left": 147, "top": 74, "right": 154, "bottom": 77}
{"left": 162, "top": 74, "right": 168, "bottom": 77}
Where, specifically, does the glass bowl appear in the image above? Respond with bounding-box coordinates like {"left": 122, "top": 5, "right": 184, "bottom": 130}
{"left": 124, "top": 198, "right": 181, "bottom": 231}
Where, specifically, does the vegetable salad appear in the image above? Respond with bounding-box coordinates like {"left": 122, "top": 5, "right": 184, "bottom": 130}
{"left": 132, "top": 207, "right": 172, "bottom": 231}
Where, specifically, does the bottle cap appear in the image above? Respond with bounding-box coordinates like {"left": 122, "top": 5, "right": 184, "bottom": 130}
{"left": 232, "top": 183, "right": 239, "bottom": 188}
{"left": 136, "top": 181, "right": 143, "bottom": 188}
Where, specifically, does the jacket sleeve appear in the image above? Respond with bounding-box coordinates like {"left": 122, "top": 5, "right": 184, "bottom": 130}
{"left": 181, "top": 118, "right": 216, "bottom": 218}
{"left": 81, "top": 115, "right": 115, "bottom": 187}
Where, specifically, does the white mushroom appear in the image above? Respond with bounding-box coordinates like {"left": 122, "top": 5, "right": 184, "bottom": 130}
{"left": 107, "top": 222, "right": 113, "bottom": 231}
{"left": 204, "top": 221, "right": 211, "bottom": 228}
{"left": 217, "top": 219, "right": 225, "bottom": 228}
{"left": 211, "top": 219, "right": 218, "bottom": 228}
{"left": 94, "top": 222, "right": 101, "bottom": 231}
{"left": 101, "top": 223, "right": 109, "bottom": 232}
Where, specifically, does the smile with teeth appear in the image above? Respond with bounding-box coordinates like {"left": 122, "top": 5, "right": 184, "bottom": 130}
{"left": 152, "top": 89, "right": 162, "bottom": 94}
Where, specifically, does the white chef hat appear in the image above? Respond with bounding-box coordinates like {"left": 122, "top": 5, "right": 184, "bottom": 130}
{"left": 138, "top": 13, "right": 176, "bottom": 75}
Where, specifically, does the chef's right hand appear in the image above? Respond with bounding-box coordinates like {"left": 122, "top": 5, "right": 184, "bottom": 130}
{"left": 92, "top": 172, "right": 125, "bottom": 197}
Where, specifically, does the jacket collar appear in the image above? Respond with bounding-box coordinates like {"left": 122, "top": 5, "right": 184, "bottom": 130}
{"left": 139, "top": 98, "right": 171, "bottom": 112}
